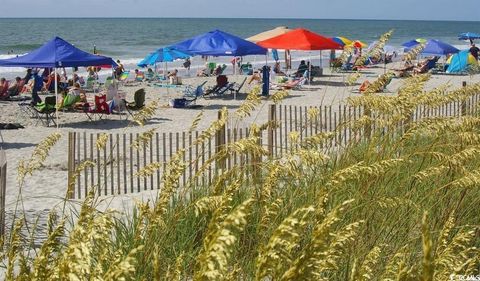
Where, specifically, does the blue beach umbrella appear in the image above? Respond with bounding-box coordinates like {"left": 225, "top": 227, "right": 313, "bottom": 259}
{"left": 403, "top": 39, "right": 459, "bottom": 56}
{"left": 458, "top": 32, "right": 480, "bottom": 42}
{"left": 138, "top": 47, "right": 190, "bottom": 67}
{"left": 422, "top": 39, "right": 459, "bottom": 56}
{"left": 401, "top": 38, "right": 427, "bottom": 49}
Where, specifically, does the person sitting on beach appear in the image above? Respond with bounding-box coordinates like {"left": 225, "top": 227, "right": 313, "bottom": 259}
{"left": 134, "top": 69, "right": 145, "bottom": 81}
{"left": 167, "top": 69, "right": 178, "bottom": 78}
{"left": 183, "top": 58, "right": 191, "bottom": 71}
{"left": 8, "top": 77, "right": 23, "bottom": 97}
{"left": 86, "top": 66, "right": 98, "bottom": 79}
{"left": 0, "top": 78, "right": 8, "bottom": 100}
{"left": 68, "top": 73, "right": 81, "bottom": 86}
{"left": 470, "top": 43, "right": 479, "bottom": 61}
{"left": 44, "top": 72, "right": 61, "bottom": 92}
{"left": 197, "top": 63, "right": 210, "bottom": 77}
{"left": 248, "top": 69, "right": 264, "bottom": 85}
{"left": 413, "top": 57, "right": 439, "bottom": 75}
{"left": 296, "top": 60, "right": 308, "bottom": 77}
{"left": 145, "top": 68, "right": 155, "bottom": 81}
{"left": 273, "top": 62, "right": 286, "bottom": 76}
{"left": 213, "top": 64, "right": 224, "bottom": 76}
{"left": 392, "top": 59, "right": 414, "bottom": 77}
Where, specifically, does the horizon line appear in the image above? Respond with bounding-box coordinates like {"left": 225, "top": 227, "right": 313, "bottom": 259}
{"left": 0, "top": 17, "right": 479, "bottom": 23}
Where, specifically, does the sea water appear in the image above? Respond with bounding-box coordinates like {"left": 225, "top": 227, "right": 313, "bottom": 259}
{"left": 0, "top": 18, "right": 477, "bottom": 78}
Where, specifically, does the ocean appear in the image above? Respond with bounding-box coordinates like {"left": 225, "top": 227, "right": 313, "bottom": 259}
{"left": 0, "top": 18, "right": 477, "bottom": 78}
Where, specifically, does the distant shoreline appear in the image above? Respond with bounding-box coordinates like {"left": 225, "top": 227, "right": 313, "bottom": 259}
{"left": 0, "top": 17, "right": 479, "bottom": 23}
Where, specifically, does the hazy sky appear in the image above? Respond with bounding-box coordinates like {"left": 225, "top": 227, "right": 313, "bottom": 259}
{"left": 1, "top": 0, "right": 478, "bottom": 21}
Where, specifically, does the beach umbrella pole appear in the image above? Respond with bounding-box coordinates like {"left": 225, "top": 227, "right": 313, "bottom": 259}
{"left": 54, "top": 67, "right": 59, "bottom": 129}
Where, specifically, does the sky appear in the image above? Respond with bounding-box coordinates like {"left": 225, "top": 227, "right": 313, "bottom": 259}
{"left": 1, "top": 0, "right": 478, "bottom": 21}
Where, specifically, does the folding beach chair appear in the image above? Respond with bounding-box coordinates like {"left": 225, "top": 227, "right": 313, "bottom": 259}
{"left": 183, "top": 81, "right": 208, "bottom": 98}
{"left": 229, "top": 77, "right": 247, "bottom": 98}
{"left": 33, "top": 96, "right": 57, "bottom": 127}
{"left": 103, "top": 76, "right": 113, "bottom": 90}
{"left": 204, "top": 75, "right": 228, "bottom": 97}
{"left": 170, "top": 81, "right": 208, "bottom": 108}
{"left": 82, "top": 77, "right": 98, "bottom": 92}
{"left": 110, "top": 91, "right": 128, "bottom": 119}
{"left": 126, "top": 88, "right": 146, "bottom": 111}
{"left": 84, "top": 94, "right": 110, "bottom": 120}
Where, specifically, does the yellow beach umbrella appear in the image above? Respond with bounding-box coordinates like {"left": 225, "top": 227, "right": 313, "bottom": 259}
{"left": 246, "top": 26, "right": 293, "bottom": 42}
{"left": 247, "top": 26, "right": 294, "bottom": 69}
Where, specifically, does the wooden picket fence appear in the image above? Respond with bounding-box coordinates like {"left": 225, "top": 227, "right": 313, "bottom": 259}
{"left": 67, "top": 86, "right": 480, "bottom": 199}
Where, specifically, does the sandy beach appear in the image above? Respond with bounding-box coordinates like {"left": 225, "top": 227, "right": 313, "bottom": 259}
{"left": 0, "top": 64, "right": 479, "bottom": 241}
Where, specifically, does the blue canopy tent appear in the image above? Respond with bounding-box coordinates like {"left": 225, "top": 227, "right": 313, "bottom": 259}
{"left": 0, "top": 36, "right": 115, "bottom": 68}
{"left": 170, "top": 29, "right": 267, "bottom": 94}
{"left": 0, "top": 36, "right": 116, "bottom": 127}
{"left": 170, "top": 29, "right": 267, "bottom": 57}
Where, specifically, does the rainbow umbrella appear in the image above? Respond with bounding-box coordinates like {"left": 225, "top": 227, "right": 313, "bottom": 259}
{"left": 331, "top": 36, "right": 353, "bottom": 46}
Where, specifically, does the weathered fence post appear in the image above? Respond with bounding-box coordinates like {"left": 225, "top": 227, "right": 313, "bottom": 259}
{"left": 363, "top": 106, "right": 372, "bottom": 139}
{"left": 267, "top": 104, "right": 276, "bottom": 157}
{"left": 461, "top": 81, "right": 468, "bottom": 116}
{"left": 215, "top": 110, "right": 226, "bottom": 171}
{"left": 0, "top": 149, "right": 6, "bottom": 238}
{"left": 67, "top": 132, "right": 76, "bottom": 199}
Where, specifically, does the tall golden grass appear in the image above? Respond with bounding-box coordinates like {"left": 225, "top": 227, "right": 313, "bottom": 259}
{"left": 2, "top": 32, "right": 480, "bottom": 280}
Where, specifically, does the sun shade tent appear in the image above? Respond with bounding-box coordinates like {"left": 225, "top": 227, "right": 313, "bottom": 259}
{"left": 447, "top": 50, "right": 477, "bottom": 73}
{"left": 138, "top": 47, "right": 190, "bottom": 67}
{"left": 0, "top": 36, "right": 116, "bottom": 67}
{"left": 256, "top": 28, "right": 342, "bottom": 51}
{"left": 170, "top": 29, "right": 267, "bottom": 56}
{"left": 0, "top": 36, "right": 117, "bottom": 127}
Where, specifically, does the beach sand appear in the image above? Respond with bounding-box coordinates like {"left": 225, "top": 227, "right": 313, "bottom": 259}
{"left": 1, "top": 65, "right": 479, "bottom": 244}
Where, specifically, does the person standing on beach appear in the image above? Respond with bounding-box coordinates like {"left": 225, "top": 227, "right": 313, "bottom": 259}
{"left": 31, "top": 71, "right": 43, "bottom": 105}
{"left": 115, "top": 60, "right": 125, "bottom": 78}
{"left": 23, "top": 68, "right": 33, "bottom": 84}
{"left": 469, "top": 43, "right": 479, "bottom": 61}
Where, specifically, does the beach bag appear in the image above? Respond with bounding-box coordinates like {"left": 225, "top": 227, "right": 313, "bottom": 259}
{"left": 170, "top": 98, "right": 187, "bottom": 108}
